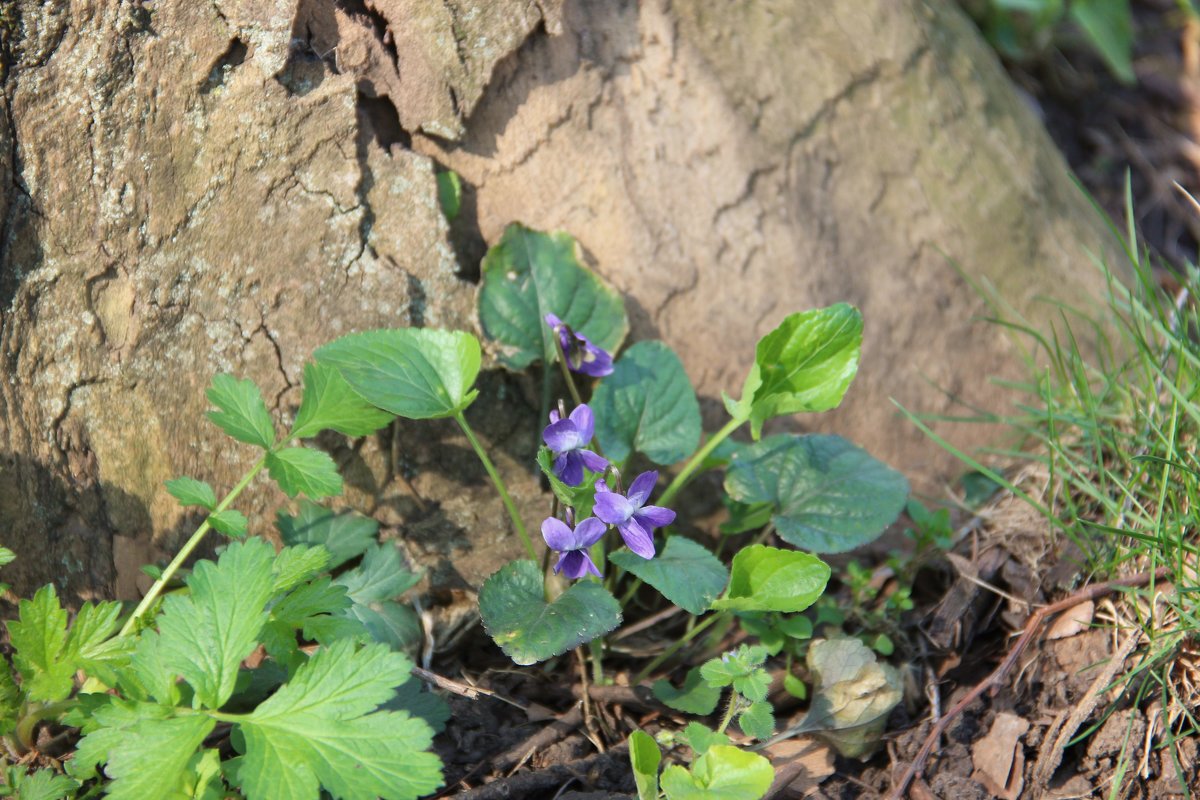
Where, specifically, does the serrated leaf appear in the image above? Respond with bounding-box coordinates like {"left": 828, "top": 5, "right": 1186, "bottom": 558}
{"left": 315, "top": 328, "right": 481, "bottom": 419}
{"left": 652, "top": 667, "right": 721, "bottom": 715}
{"left": 536, "top": 447, "right": 596, "bottom": 517}
{"left": 276, "top": 500, "right": 378, "bottom": 569}
{"left": 208, "top": 508, "right": 249, "bottom": 538}
{"left": 712, "top": 545, "right": 829, "bottom": 613}
{"left": 345, "top": 602, "right": 421, "bottom": 651}
{"left": 206, "top": 374, "right": 276, "bottom": 449}
{"left": 478, "top": 223, "right": 628, "bottom": 371}
{"left": 727, "top": 305, "right": 862, "bottom": 438}
{"left": 266, "top": 447, "right": 343, "bottom": 499}
{"left": 389, "top": 673, "right": 451, "bottom": 734}
{"left": 738, "top": 700, "right": 775, "bottom": 740}
{"left": 609, "top": 537, "right": 727, "bottom": 615}
{"left": 699, "top": 646, "right": 769, "bottom": 701}
{"left": 5, "top": 766, "right": 78, "bottom": 800}
{"left": 725, "top": 434, "right": 909, "bottom": 553}
{"left": 141, "top": 538, "right": 277, "bottom": 709}
{"left": 629, "top": 730, "right": 661, "bottom": 800}
{"left": 661, "top": 745, "right": 774, "bottom": 800}
{"left": 236, "top": 639, "right": 443, "bottom": 800}
{"left": 165, "top": 476, "right": 217, "bottom": 510}
{"left": 271, "top": 545, "right": 332, "bottom": 594}
{"left": 479, "top": 560, "right": 621, "bottom": 666}
{"left": 6, "top": 585, "right": 75, "bottom": 702}
{"left": 592, "top": 341, "right": 701, "bottom": 465}
{"left": 336, "top": 543, "right": 421, "bottom": 603}
{"left": 680, "top": 722, "right": 729, "bottom": 757}
{"left": 291, "top": 362, "right": 395, "bottom": 440}
{"left": 0, "top": 665, "right": 19, "bottom": 732}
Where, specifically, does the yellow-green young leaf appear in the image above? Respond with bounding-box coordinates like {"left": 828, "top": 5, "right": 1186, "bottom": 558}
{"left": 206, "top": 374, "right": 276, "bottom": 450}
{"left": 661, "top": 745, "right": 774, "bottom": 800}
{"left": 0, "top": 546, "right": 14, "bottom": 567}
{"left": 164, "top": 476, "right": 218, "bottom": 510}
{"left": 208, "top": 508, "right": 249, "bottom": 538}
{"left": 6, "top": 765, "right": 79, "bottom": 800}
{"left": 6, "top": 585, "right": 75, "bottom": 703}
{"left": 236, "top": 640, "right": 443, "bottom": 800}
{"left": 315, "top": 328, "right": 481, "bottom": 419}
{"left": 724, "top": 434, "right": 908, "bottom": 554}
{"left": 139, "top": 539, "right": 277, "bottom": 709}
{"left": 276, "top": 500, "right": 378, "bottom": 570}
{"left": 478, "top": 223, "right": 628, "bottom": 371}
{"left": 680, "top": 722, "right": 729, "bottom": 756}
{"left": 712, "top": 545, "right": 829, "bottom": 614}
{"left": 266, "top": 447, "right": 343, "bottom": 499}
{"left": 629, "top": 730, "right": 661, "bottom": 800}
{"left": 436, "top": 170, "right": 462, "bottom": 221}
{"left": 738, "top": 700, "right": 775, "bottom": 740}
{"left": 290, "top": 362, "right": 394, "bottom": 440}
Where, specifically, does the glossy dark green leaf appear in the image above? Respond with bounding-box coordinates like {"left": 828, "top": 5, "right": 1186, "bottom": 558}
{"left": 725, "top": 434, "right": 908, "bottom": 553}
{"left": 652, "top": 667, "right": 721, "bottom": 715}
{"left": 609, "top": 537, "right": 727, "bottom": 615}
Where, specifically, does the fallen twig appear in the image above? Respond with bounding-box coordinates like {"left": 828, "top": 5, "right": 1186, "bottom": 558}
{"left": 885, "top": 567, "right": 1168, "bottom": 800}
{"left": 456, "top": 743, "right": 629, "bottom": 800}
{"left": 496, "top": 705, "right": 584, "bottom": 774}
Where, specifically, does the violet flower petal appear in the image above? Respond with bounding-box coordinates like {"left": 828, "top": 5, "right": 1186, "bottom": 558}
{"left": 574, "top": 517, "right": 607, "bottom": 547}
{"left": 635, "top": 505, "right": 676, "bottom": 529}
{"left": 618, "top": 517, "right": 656, "bottom": 559}
{"left": 594, "top": 491, "right": 634, "bottom": 525}
{"left": 543, "top": 419, "right": 585, "bottom": 453}
{"left": 542, "top": 517, "right": 578, "bottom": 551}
{"left": 569, "top": 404, "right": 595, "bottom": 442}
{"left": 627, "top": 471, "right": 659, "bottom": 507}
{"left": 579, "top": 449, "right": 609, "bottom": 474}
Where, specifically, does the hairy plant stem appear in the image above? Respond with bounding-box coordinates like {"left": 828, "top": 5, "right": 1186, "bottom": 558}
{"left": 455, "top": 412, "right": 537, "bottom": 562}
{"left": 632, "top": 611, "right": 725, "bottom": 684}
{"left": 716, "top": 690, "right": 742, "bottom": 735}
{"left": 118, "top": 453, "right": 270, "bottom": 638}
{"left": 659, "top": 416, "right": 745, "bottom": 507}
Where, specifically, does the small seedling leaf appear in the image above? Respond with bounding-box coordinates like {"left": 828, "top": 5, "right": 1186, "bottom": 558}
{"left": 593, "top": 341, "right": 701, "bottom": 465}
{"left": 478, "top": 223, "right": 627, "bottom": 371}
{"left": 609, "top": 537, "right": 727, "bottom": 615}
{"left": 629, "top": 730, "right": 661, "bottom": 800}
{"left": 713, "top": 545, "right": 829, "bottom": 613}
{"left": 206, "top": 374, "right": 276, "bottom": 450}
{"left": 725, "top": 434, "right": 908, "bottom": 553}
{"left": 738, "top": 700, "right": 775, "bottom": 741}
{"left": 680, "top": 722, "right": 729, "bottom": 756}
{"left": 436, "top": 170, "right": 462, "bottom": 221}
{"left": 479, "top": 560, "right": 621, "bottom": 665}
{"left": 660, "top": 745, "right": 774, "bottom": 800}
{"left": 315, "top": 328, "right": 481, "bottom": 419}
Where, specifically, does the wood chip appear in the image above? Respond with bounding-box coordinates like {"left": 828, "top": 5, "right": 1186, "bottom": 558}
{"left": 1046, "top": 600, "right": 1095, "bottom": 640}
{"left": 970, "top": 712, "right": 1030, "bottom": 800}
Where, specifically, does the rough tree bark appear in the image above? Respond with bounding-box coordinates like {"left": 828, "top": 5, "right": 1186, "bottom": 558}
{"left": 0, "top": 0, "right": 1119, "bottom": 601}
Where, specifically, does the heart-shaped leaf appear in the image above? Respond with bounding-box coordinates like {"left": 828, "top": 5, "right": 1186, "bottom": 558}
{"left": 315, "top": 329, "right": 481, "bottom": 419}
{"left": 726, "top": 305, "right": 862, "bottom": 438}
{"left": 592, "top": 341, "right": 701, "bottom": 465}
{"left": 609, "top": 537, "right": 727, "bottom": 615}
{"left": 479, "top": 560, "right": 621, "bottom": 666}
{"left": 478, "top": 223, "right": 627, "bottom": 371}
{"left": 725, "top": 434, "right": 908, "bottom": 553}
{"left": 712, "top": 545, "right": 829, "bottom": 613}
{"left": 661, "top": 745, "right": 774, "bottom": 800}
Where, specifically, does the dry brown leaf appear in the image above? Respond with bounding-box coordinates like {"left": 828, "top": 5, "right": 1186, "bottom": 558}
{"left": 971, "top": 712, "right": 1030, "bottom": 800}
{"left": 1046, "top": 600, "right": 1095, "bottom": 640}
{"left": 763, "top": 738, "right": 835, "bottom": 799}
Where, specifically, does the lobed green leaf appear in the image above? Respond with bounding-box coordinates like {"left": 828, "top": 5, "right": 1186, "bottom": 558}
{"left": 208, "top": 508, "right": 249, "bottom": 538}
{"left": 276, "top": 500, "right": 378, "bottom": 570}
{"left": 206, "top": 374, "right": 276, "bottom": 450}
{"left": 267, "top": 447, "right": 344, "bottom": 499}
{"left": 290, "top": 361, "right": 395, "bottom": 440}
{"left": 165, "top": 476, "right": 217, "bottom": 510}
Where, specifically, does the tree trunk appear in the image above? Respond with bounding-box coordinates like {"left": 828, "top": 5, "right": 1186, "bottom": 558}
{"left": 0, "top": 0, "right": 1119, "bottom": 599}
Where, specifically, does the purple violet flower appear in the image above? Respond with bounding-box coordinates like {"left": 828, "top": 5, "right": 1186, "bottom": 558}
{"left": 545, "top": 313, "right": 614, "bottom": 377}
{"left": 542, "top": 516, "right": 606, "bottom": 579}
{"left": 593, "top": 471, "right": 675, "bottom": 559}
{"left": 543, "top": 404, "right": 609, "bottom": 486}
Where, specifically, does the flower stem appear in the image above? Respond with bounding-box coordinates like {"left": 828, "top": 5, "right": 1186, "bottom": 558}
{"left": 632, "top": 611, "right": 725, "bottom": 684}
{"left": 118, "top": 453, "right": 269, "bottom": 637}
{"left": 454, "top": 412, "right": 537, "bottom": 562}
{"left": 552, "top": 333, "right": 585, "bottom": 409}
{"left": 659, "top": 416, "right": 745, "bottom": 507}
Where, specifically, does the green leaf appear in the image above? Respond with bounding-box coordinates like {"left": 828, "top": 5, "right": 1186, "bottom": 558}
{"left": 629, "top": 730, "right": 661, "bottom": 800}
{"left": 536, "top": 447, "right": 596, "bottom": 518}
{"left": 660, "top": 745, "right": 774, "bottom": 800}
{"left": 6, "top": 585, "right": 75, "bottom": 703}
{"left": 165, "top": 477, "right": 217, "bottom": 510}
{"left": 1069, "top": 0, "right": 1134, "bottom": 84}
{"left": 478, "top": 223, "right": 628, "bottom": 371}
{"left": 276, "top": 500, "right": 378, "bottom": 569}
{"left": 206, "top": 374, "right": 276, "bottom": 449}
{"left": 712, "top": 545, "right": 830, "bottom": 613}
{"left": 5, "top": 766, "right": 78, "bottom": 800}
{"left": 653, "top": 666, "right": 722, "bottom": 715}
{"left": 592, "top": 341, "right": 701, "bottom": 465}
{"left": 236, "top": 639, "right": 443, "bottom": 800}
{"left": 725, "top": 434, "right": 909, "bottom": 553}
{"left": 699, "top": 645, "right": 769, "bottom": 701}
{"left": 335, "top": 544, "right": 423, "bottom": 650}
{"left": 728, "top": 305, "right": 862, "bottom": 438}
{"left": 65, "top": 600, "right": 127, "bottom": 682}
{"left": 738, "top": 700, "right": 775, "bottom": 740}
{"left": 315, "top": 328, "right": 481, "bottom": 419}
{"left": 609, "top": 537, "right": 727, "bottom": 615}
{"left": 291, "top": 362, "right": 395, "bottom": 440}
{"left": 436, "top": 170, "right": 462, "bottom": 221}
{"left": 0, "top": 547, "right": 13, "bottom": 567}
{"left": 479, "top": 560, "right": 621, "bottom": 666}
{"left": 720, "top": 498, "right": 773, "bottom": 535}
{"left": 266, "top": 447, "right": 344, "bottom": 499}
{"left": 783, "top": 672, "right": 807, "bottom": 700}
{"left": 73, "top": 701, "right": 216, "bottom": 800}
{"left": 140, "top": 538, "right": 277, "bottom": 708}
{"left": 0, "top": 665, "right": 19, "bottom": 732}
{"left": 680, "top": 722, "right": 729, "bottom": 757}
{"left": 271, "top": 545, "right": 332, "bottom": 594}
{"left": 208, "top": 508, "right": 249, "bottom": 538}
